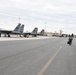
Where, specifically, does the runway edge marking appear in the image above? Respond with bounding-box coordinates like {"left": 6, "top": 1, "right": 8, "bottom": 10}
{"left": 37, "top": 46, "right": 63, "bottom": 75}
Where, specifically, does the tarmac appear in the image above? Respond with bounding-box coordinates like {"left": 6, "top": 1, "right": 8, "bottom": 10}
{"left": 0, "top": 36, "right": 51, "bottom": 41}
{"left": 0, "top": 36, "right": 76, "bottom": 75}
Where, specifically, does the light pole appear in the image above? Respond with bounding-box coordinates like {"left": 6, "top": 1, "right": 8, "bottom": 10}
{"left": 60, "top": 30, "right": 63, "bottom": 36}
{"left": 18, "top": 18, "right": 21, "bottom": 23}
{"left": 44, "top": 22, "right": 46, "bottom": 35}
{"left": 45, "top": 22, "right": 46, "bottom": 32}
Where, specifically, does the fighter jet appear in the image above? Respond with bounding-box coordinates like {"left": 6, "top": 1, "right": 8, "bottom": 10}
{"left": 0, "top": 23, "right": 24, "bottom": 37}
{"left": 23, "top": 27, "right": 38, "bottom": 37}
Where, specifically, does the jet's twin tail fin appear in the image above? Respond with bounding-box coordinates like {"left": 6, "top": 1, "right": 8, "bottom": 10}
{"left": 19, "top": 24, "right": 24, "bottom": 33}
{"left": 31, "top": 27, "right": 38, "bottom": 34}
{"left": 13, "top": 23, "right": 24, "bottom": 33}
{"left": 13, "top": 23, "right": 21, "bottom": 31}
{"left": 40, "top": 29, "right": 45, "bottom": 35}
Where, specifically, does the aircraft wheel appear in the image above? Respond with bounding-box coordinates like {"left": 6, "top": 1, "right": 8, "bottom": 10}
{"left": 0, "top": 33, "right": 1, "bottom": 37}
{"left": 8, "top": 34, "right": 10, "bottom": 37}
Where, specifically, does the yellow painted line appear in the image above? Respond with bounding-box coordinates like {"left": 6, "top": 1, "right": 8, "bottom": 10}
{"left": 37, "top": 46, "right": 63, "bottom": 75}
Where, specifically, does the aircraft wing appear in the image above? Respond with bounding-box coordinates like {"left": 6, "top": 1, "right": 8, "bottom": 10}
{"left": 0, "top": 30, "right": 12, "bottom": 34}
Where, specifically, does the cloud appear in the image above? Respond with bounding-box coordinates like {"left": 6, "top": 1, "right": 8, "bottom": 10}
{"left": 0, "top": 0, "right": 76, "bottom": 34}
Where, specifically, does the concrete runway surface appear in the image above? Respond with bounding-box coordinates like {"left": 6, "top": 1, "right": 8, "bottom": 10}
{"left": 0, "top": 36, "right": 50, "bottom": 41}
{"left": 0, "top": 37, "right": 76, "bottom": 75}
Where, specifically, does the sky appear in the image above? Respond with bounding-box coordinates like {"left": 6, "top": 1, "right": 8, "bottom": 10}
{"left": 0, "top": 0, "right": 76, "bottom": 34}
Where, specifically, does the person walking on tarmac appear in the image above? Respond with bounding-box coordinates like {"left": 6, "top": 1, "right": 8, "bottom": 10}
{"left": 67, "top": 33, "right": 74, "bottom": 45}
